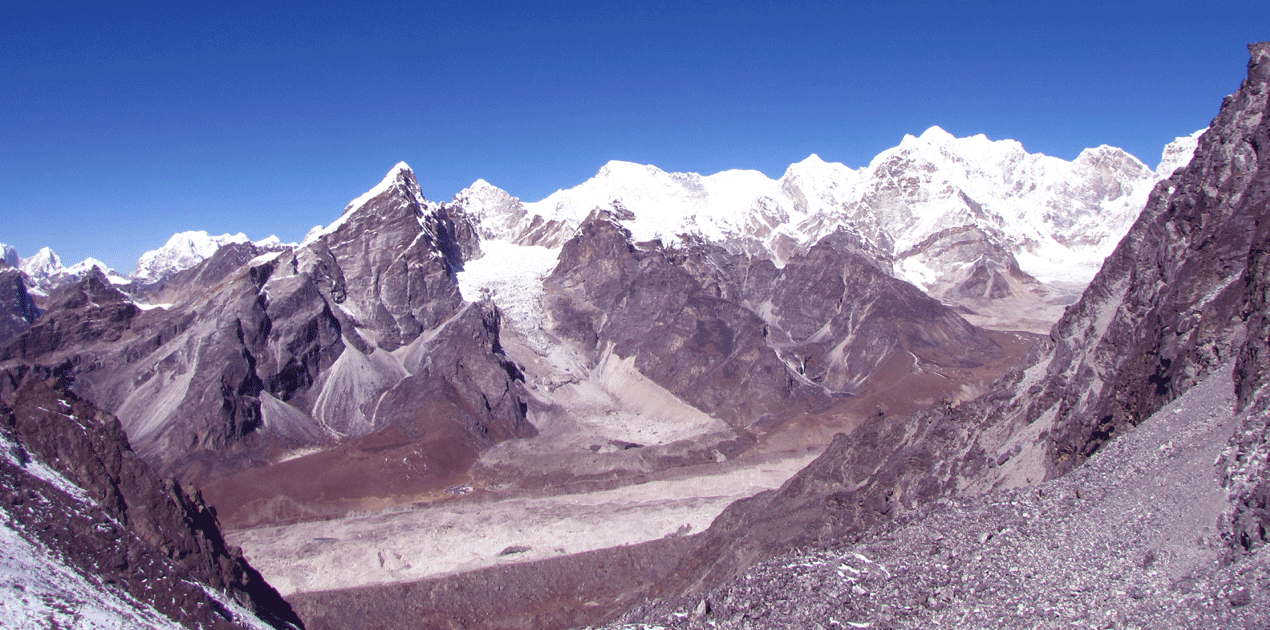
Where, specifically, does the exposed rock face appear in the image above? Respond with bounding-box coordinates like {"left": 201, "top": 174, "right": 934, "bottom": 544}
{"left": 0, "top": 163, "right": 531, "bottom": 527}
{"left": 1, "top": 376, "right": 303, "bottom": 628}
{"left": 641, "top": 41, "right": 1270, "bottom": 600}
{"left": 0, "top": 261, "right": 39, "bottom": 343}
{"left": 540, "top": 209, "right": 1009, "bottom": 438}
{"left": 1224, "top": 42, "right": 1270, "bottom": 558}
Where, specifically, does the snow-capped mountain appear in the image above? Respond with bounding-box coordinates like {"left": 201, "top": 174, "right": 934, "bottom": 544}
{"left": 458, "top": 127, "right": 1195, "bottom": 331}
{"left": 12, "top": 247, "right": 128, "bottom": 294}
{"left": 1156, "top": 129, "right": 1205, "bottom": 177}
{"left": 18, "top": 247, "right": 64, "bottom": 282}
{"left": 131, "top": 230, "right": 287, "bottom": 284}
{"left": 0, "top": 243, "right": 18, "bottom": 268}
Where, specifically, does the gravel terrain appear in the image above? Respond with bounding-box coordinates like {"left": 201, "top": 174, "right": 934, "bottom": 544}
{"left": 609, "top": 362, "right": 1270, "bottom": 629}
{"left": 230, "top": 450, "right": 818, "bottom": 597}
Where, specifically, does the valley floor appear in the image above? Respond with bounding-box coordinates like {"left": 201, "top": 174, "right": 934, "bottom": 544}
{"left": 227, "top": 448, "right": 820, "bottom": 598}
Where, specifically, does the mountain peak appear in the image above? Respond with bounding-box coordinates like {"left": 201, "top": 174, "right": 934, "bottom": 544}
{"left": 132, "top": 231, "right": 251, "bottom": 283}
{"left": 342, "top": 162, "right": 423, "bottom": 216}
{"left": 20, "top": 247, "right": 64, "bottom": 279}
{"left": 0, "top": 242, "right": 18, "bottom": 268}
{"left": 597, "top": 160, "right": 663, "bottom": 180}
{"left": 919, "top": 125, "right": 956, "bottom": 142}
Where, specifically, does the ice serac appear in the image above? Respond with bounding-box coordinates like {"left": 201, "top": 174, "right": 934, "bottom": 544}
{"left": 645, "top": 42, "right": 1270, "bottom": 599}
{"left": 1, "top": 377, "right": 303, "bottom": 629}
{"left": 0, "top": 162, "right": 530, "bottom": 528}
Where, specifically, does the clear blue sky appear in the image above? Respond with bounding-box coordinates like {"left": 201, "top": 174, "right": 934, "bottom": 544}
{"left": 1, "top": 0, "right": 1264, "bottom": 271}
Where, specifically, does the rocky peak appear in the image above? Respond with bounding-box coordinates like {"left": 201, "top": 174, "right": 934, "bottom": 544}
{"left": 46, "top": 267, "right": 130, "bottom": 312}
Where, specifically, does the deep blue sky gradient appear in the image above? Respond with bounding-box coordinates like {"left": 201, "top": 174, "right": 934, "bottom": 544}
{"left": 1, "top": 0, "right": 1265, "bottom": 270}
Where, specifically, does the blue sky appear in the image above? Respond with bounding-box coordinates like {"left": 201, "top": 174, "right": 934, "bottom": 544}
{"left": 1, "top": 1, "right": 1264, "bottom": 271}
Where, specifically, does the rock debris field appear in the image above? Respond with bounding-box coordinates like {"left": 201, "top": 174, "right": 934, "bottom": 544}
{"left": 609, "top": 362, "right": 1270, "bottom": 629}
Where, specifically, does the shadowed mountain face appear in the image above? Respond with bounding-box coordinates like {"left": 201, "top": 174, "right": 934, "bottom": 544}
{"left": 541, "top": 209, "right": 1015, "bottom": 442}
{"left": 0, "top": 166, "right": 532, "bottom": 527}
{"left": 0, "top": 261, "right": 39, "bottom": 344}
{"left": 641, "top": 41, "right": 1270, "bottom": 599}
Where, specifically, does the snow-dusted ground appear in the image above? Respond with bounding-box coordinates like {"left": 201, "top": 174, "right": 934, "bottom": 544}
{"left": 0, "top": 430, "right": 277, "bottom": 630}
{"left": 228, "top": 449, "right": 818, "bottom": 597}
{"left": 0, "top": 513, "right": 186, "bottom": 630}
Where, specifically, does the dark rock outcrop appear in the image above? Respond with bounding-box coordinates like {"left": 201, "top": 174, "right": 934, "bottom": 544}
{"left": 1, "top": 376, "right": 303, "bottom": 628}
{"left": 1223, "top": 42, "right": 1270, "bottom": 557}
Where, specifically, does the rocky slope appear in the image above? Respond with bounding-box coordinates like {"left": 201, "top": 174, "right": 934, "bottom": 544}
{"left": 613, "top": 41, "right": 1270, "bottom": 615}
{"left": 1, "top": 375, "right": 303, "bottom": 629}
{"left": 611, "top": 363, "right": 1269, "bottom": 629}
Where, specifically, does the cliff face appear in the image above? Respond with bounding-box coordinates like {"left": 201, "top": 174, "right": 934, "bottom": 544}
{"left": 649, "top": 42, "right": 1270, "bottom": 598}
{"left": 1225, "top": 42, "right": 1270, "bottom": 557}
{"left": 1, "top": 376, "right": 303, "bottom": 629}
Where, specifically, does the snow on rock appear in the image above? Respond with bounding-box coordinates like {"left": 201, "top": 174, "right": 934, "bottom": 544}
{"left": 131, "top": 230, "right": 251, "bottom": 284}
{"left": 303, "top": 162, "right": 422, "bottom": 246}
{"left": 1156, "top": 129, "right": 1205, "bottom": 177}
{"left": 0, "top": 243, "right": 18, "bottom": 268}
{"left": 19, "top": 247, "right": 64, "bottom": 282}
{"left": 0, "top": 514, "right": 188, "bottom": 630}
{"left": 462, "top": 127, "right": 1167, "bottom": 292}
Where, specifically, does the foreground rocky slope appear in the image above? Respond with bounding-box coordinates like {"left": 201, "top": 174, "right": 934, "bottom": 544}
{"left": 1, "top": 376, "right": 302, "bottom": 629}
{"left": 612, "top": 363, "right": 1269, "bottom": 628}
{"left": 613, "top": 41, "right": 1270, "bottom": 617}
